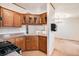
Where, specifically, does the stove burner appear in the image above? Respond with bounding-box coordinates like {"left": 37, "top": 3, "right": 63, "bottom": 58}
{"left": 0, "top": 41, "right": 21, "bottom": 56}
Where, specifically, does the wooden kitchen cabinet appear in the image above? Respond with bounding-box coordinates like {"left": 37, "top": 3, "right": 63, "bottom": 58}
{"left": 7, "top": 38, "right": 16, "bottom": 44}
{"left": 25, "top": 36, "right": 31, "bottom": 50}
{"left": 25, "top": 14, "right": 41, "bottom": 25}
{"left": 0, "top": 7, "right": 47, "bottom": 26}
{"left": 25, "top": 36, "right": 38, "bottom": 50}
{"left": 13, "top": 12, "right": 22, "bottom": 27}
{"left": 0, "top": 7, "right": 23, "bottom": 27}
{"left": 2, "top": 8, "right": 14, "bottom": 27}
{"left": 25, "top": 36, "right": 47, "bottom": 53}
{"left": 34, "top": 15, "right": 41, "bottom": 24}
{"left": 24, "top": 14, "right": 30, "bottom": 24}
{"left": 21, "top": 14, "right": 26, "bottom": 25}
{"left": 31, "top": 36, "right": 38, "bottom": 50}
{"left": 39, "top": 36, "right": 47, "bottom": 53}
{"left": 8, "top": 36, "right": 26, "bottom": 52}
{"left": 7, "top": 35, "right": 47, "bottom": 54}
{"left": 15, "top": 37, "right": 26, "bottom": 51}
{"left": 0, "top": 7, "right": 2, "bottom": 27}
{"left": 24, "top": 13, "right": 47, "bottom": 25}
{"left": 28, "top": 15, "right": 34, "bottom": 24}
{"left": 40, "top": 13, "right": 47, "bottom": 24}
{"left": 25, "top": 14, "right": 35, "bottom": 24}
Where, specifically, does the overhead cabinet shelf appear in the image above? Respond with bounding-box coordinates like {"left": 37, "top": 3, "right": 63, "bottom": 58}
{"left": 0, "top": 7, "right": 24, "bottom": 27}
{"left": 24, "top": 13, "right": 47, "bottom": 25}
{"left": 0, "top": 6, "right": 47, "bottom": 27}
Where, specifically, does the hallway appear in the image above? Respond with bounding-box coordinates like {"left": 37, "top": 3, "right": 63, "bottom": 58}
{"left": 52, "top": 38, "right": 79, "bottom": 56}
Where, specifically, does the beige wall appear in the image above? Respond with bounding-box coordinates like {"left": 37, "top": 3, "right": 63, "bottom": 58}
{"left": 47, "top": 3, "right": 55, "bottom": 55}
{"left": 55, "top": 17, "right": 79, "bottom": 41}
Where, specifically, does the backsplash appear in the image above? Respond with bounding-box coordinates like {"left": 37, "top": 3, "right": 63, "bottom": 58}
{"left": 0, "top": 25, "right": 47, "bottom": 42}
{"left": 28, "top": 25, "right": 47, "bottom": 34}
{"left": 0, "top": 25, "right": 47, "bottom": 35}
{"left": 0, "top": 25, "right": 26, "bottom": 34}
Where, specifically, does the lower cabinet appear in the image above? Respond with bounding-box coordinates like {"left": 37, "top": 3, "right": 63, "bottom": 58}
{"left": 25, "top": 36, "right": 47, "bottom": 53}
{"left": 7, "top": 38, "right": 16, "bottom": 44}
{"left": 39, "top": 36, "right": 47, "bottom": 53}
{"left": 7, "top": 36, "right": 47, "bottom": 53}
{"left": 8, "top": 36, "right": 26, "bottom": 52}
{"left": 25, "top": 36, "right": 38, "bottom": 50}
{"left": 15, "top": 37, "right": 26, "bottom": 52}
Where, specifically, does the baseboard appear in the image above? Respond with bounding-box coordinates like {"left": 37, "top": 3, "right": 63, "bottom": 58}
{"left": 47, "top": 48, "right": 54, "bottom": 56}
{"left": 55, "top": 37, "right": 79, "bottom": 42}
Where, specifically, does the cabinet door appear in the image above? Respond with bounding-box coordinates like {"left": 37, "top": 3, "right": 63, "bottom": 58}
{"left": 40, "top": 13, "right": 47, "bottom": 24}
{"left": 2, "top": 8, "right": 13, "bottom": 27}
{"left": 15, "top": 37, "right": 25, "bottom": 52}
{"left": 31, "top": 36, "right": 38, "bottom": 50}
{"left": 39, "top": 36, "right": 47, "bottom": 53}
{"left": 28, "top": 15, "right": 34, "bottom": 24}
{"left": 25, "top": 36, "right": 32, "bottom": 50}
{"left": 25, "top": 14, "right": 39, "bottom": 25}
{"left": 7, "top": 38, "right": 16, "bottom": 44}
{"left": 44, "top": 13, "right": 47, "bottom": 24}
{"left": 25, "top": 36, "right": 38, "bottom": 50}
{"left": 21, "top": 14, "right": 26, "bottom": 25}
{"left": 25, "top": 14, "right": 30, "bottom": 24}
{"left": 13, "top": 12, "right": 22, "bottom": 27}
{"left": 34, "top": 15, "right": 40, "bottom": 24}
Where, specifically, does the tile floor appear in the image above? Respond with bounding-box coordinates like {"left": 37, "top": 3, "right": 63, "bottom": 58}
{"left": 22, "top": 50, "right": 47, "bottom": 56}
{"left": 52, "top": 38, "right": 79, "bottom": 56}
{"left": 52, "top": 49, "right": 67, "bottom": 56}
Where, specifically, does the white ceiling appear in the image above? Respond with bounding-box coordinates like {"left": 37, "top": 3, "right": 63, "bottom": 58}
{"left": 53, "top": 3, "right": 79, "bottom": 18}
{"left": 15, "top": 3, "right": 47, "bottom": 14}
{"left": 0, "top": 3, "right": 47, "bottom": 14}
{"left": 0, "top": 3, "right": 27, "bottom": 14}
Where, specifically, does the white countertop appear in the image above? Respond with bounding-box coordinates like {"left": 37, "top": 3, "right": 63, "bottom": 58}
{"left": 0, "top": 33, "right": 47, "bottom": 40}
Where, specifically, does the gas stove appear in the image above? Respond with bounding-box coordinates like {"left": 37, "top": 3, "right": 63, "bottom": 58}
{"left": 0, "top": 41, "right": 21, "bottom": 56}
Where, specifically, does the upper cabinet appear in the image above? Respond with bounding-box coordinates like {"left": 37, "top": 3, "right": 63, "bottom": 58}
{"left": 0, "top": 7, "right": 1, "bottom": 16}
{"left": 40, "top": 13, "right": 47, "bottom": 24}
{"left": 24, "top": 13, "right": 47, "bottom": 25}
{"left": 1, "top": 7, "right": 23, "bottom": 27}
{"left": 0, "top": 6, "right": 47, "bottom": 27}
{"left": 13, "top": 12, "right": 22, "bottom": 27}
{"left": 2, "top": 8, "right": 14, "bottom": 27}
{"left": 21, "top": 14, "right": 26, "bottom": 25}
{"left": 25, "top": 14, "right": 41, "bottom": 25}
